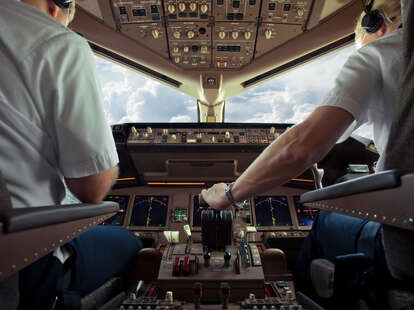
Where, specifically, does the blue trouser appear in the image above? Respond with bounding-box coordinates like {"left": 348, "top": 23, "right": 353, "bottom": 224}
{"left": 19, "top": 226, "right": 143, "bottom": 309}
{"left": 294, "top": 211, "right": 385, "bottom": 295}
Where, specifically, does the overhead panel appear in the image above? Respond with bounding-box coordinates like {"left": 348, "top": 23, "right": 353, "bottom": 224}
{"left": 213, "top": 22, "right": 256, "bottom": 69}
{"left": 168, "top": 21, "right": 212, "bottom": 68}
{"left": 108, "top": 0, "right": 314, "bottom": 69}
{"left": 76, "top": 0, "right": 104, "bottom": 20}
{"left": 260, "top": 0, "right": 312, "bottom": 24}
{"left": 255, "top": 23, "right": 301, "bottom": 57}
{"left": 112, "top": 0, "right": 169, "bottom": 58}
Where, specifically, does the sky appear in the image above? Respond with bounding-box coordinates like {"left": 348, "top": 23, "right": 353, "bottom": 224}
{"left": 95, "top": 44, "right": 373, "bottom": 139}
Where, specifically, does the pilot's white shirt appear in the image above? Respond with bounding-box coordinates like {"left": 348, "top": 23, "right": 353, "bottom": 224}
{"left": 0, "top": 1, "right": 118, "bottom": 209}
{"left": 320, "top": 28, "right": 403, "bottom": 167}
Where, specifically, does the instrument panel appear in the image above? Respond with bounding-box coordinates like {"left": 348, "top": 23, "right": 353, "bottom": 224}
{"left": 104, "top": 186, "right": 319, "bottom": 244}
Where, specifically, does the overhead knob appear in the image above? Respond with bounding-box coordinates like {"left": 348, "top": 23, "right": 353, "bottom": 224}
{"left": 163, "top": 129, "right": 169, "bottom": 135}
{"left": 174, "top": 56, "right": 181, "bottom": 63}
{"left": 173, "top": 31, "right": 181, "bottom": 39}
{"left": 270, "top": 127, "right": 275, "bottom": 134}
{"left": 187, "top": 30, "right": 195, "bottom": 39}
{"left": 200, "top": 3, "right": 208, "bottom": 13}
{"left": 223, "top": 61, "right": 228, "bottom": 68}
{"left": 183, "top": 46, "right": 189, "bottom": 53}
{"left": 151, "top": 29, "right": 159, "bottom": 39}
{"left": 147, "top": 126, "right": 152, "bottom": 134}
{"left": 178, "top": 2, "right": 186, "bottom": 12}
{"left": 200, "top": 45, "right": 208, "bottom": 53}
{"left": 244, "top": 31, "right": 252, "bottom": 40}
{"left": 217, "top": 62, "right": 221, "bottom": 68}
{"left": 173, "top": 46, "right": 179, "bottom": 53}
{"left": 231, "top": 31, "right": 239, "bottom": 39}
{"left": 265, "top": 29, "right": 272, "bottom": 39}
{"left": 190, "top": 2, "right": 197, "bottom": 11}
{"left": 131, "top": 127, "right": 138, "bottom": 136}
{"left": 218, "top": 31, "right": 226, "bottom": 39}
{"left": 211, "top": 136, "right": 216, "bottom": 143}
{"left": 167, "top": 4, "right": 176, "bottom": 14}
{"left": 297, "top": 7, "right": 304, "bottom": 17}
{"left": 171, "top": 134, "right": 177, "bottom": 140}
{"left": 225, "top": 131, "right": 230, "bottom": 138}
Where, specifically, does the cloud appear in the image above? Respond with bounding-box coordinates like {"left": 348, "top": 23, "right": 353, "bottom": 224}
{"left": 169, "top": 115, "right": 194, "bottom": 122}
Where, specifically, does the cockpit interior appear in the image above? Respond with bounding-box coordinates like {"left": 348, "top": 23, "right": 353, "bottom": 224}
{"left": 1, "top": 0, "right": 413, "bottom": 310}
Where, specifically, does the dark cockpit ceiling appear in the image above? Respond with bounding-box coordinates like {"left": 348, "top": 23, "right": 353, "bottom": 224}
{"left": 71, "top": 0, "right": 363, "bottom": 122}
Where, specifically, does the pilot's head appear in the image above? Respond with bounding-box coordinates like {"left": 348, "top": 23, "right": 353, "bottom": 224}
{"left": 354, "top": 0, "right": 401, "bottom": 48}
{"left": 22, "top": 0, "right": 76, "bottom": 27}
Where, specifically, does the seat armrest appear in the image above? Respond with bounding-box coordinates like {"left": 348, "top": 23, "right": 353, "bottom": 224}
{"left": 0, "top": 202, "right": 119, "bottom": 234}
{"left": 300, "top": 170, "right": 412, "bottom": 203}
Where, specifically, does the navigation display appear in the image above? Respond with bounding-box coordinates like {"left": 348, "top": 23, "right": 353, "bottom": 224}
{"left": 293, "top": 195, "right": 320, "bottom": 226}
{"left": 102, "top": 195, "right": 129, "bottom": 226}
{"left": 130, "top": 196, "right": 169, "bottom": 227}
{"left": 254, "top": 196, "right": 292, "bottom": 227}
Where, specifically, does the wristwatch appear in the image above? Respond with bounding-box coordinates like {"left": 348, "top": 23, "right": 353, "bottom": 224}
{"left": 225, "top": 182, "right": 241, "bottom": 208}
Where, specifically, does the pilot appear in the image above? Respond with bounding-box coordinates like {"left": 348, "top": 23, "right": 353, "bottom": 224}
{"left": 0, "top": 0, "right": 142, "bottom": 308}
{"left": 201, "top": 0, "right": 402, "bottom": 302}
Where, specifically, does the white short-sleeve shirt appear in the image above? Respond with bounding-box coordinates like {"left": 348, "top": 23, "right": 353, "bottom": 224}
{"left": 0, "top": 1, "right": 119, "bottom": 208}
{"left": 319, "top": 29, "right": 403, "bottom": 162}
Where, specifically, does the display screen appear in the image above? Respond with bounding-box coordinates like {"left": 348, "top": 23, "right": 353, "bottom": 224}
{"left": 130, "top": 196, "right": 169, "bottom": 227}
{"left": 254, "top": 196, "right": 292, "bottom": 227}
{"left": 173, "top": 208, "right": 188, "bottom": 223}
{"left": 102, "top": 195, "right": 129, "bottom": 226}
{"left": 192, "top": 195, "right": 203, "bottom": 227}
{"left": 293, "top": 195, "right": 320, "bottom": 226}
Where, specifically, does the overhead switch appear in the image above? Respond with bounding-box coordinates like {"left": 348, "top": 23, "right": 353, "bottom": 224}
{"left": 173, "top": 31, "right": 181, "bottom": 39}
{"left": 151, "top": 29, "right": 159, "bottom": 39}
{"left": 265, "top": 29, "right": 272, "bottom": 39}
{"left": 190, "top": 2, "right": 197, "bottom": 12}
{"left": 297, "top": 7, "right": 304, "bottom": 16}
{"left": 187, "top": 31, "right": 195, "bottom": 39}
{"left": 173, "top": 47, "right": 179, "bottom": 53}
{"left": 174, "top": 57, "right": 181, "bottom": 63}
{"left": 201, "top": 4, "right": 208, "bottom": 14}
{"left": 232, "top": 31, "right": 239, "bottom": 40}
{"left": 179, "top": 3, "right": 186, "bottom": 12}
{"left": 218, "top": 31, "right": 226, "bottom": 39}
{"left": 168, "top": 4, "right": 176, "bottom": 14}
{"left": 183, "top": 46, "right": 189, "bottom": 53}
{"left": 201, "top": 45, "right": 208, "bottom": 53}
{"left": 244, "top": 31, "right": 252, "bottom": 40}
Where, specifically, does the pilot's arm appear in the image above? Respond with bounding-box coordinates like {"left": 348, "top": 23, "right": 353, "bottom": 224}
{"left": 42, "top": 32, "right": 120, "bottom": 204}
{"left": 201, "top": 106, "right": 353, "bottom": 209}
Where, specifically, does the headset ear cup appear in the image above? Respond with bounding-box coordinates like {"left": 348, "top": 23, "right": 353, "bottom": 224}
{"left": 53, "top": 0, "right": 72, "bottom": 9}
{"left": 362, "top": 9, "right": 384, "bottom": 34}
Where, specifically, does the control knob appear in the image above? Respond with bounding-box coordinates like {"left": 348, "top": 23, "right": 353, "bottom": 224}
{"left": 265, "top": 29, "right": 272, "bottom": 39}
{"left": 173, "top": 47, "right": 179, "bottom": 53}
{"left": 171, "top": 134, "right": 177, "bottom": 140}
{"left": 147, "top": 126, "right": 152, "bottom": 134}
{"left": 173, "top": 31, "right": 181, "bottom": 39}
{"left": 231, "top": 31, "right": 239, "bottom": 40}
{"left": 201, "top": 4, "right": 208, "bottom": 14}
{"left": 163, "top": 129, "right": 169, "bottom": 135}
{"left": 131, "top": 126, "right": 138, "bottom": 136}
{"left": 178, "top": 2, "right": 186, "bottom": 12}
{"left": 174, "top": 56, "right": 181, "bottom": 63}
{"left": 167, "top": 4, "right": 176, "bottom": 14}
{"left": 244, "top": 31, "right": 252, "bottom": 40}
{"left": 187, "top": 31, "right": 195, "bottom": 39}
{"left": 297, "top": 7, "right": 304, "bottom": 17}
{"left": 183, "top": 46, "right": 189, "bottom": 53}
{"left": 200, "top": 45, "right": 208, "bottom": 53}
{"left": 190, "top": 2, "right": 197, "bottom": 12}
{"left": 270, "top": 127, "right": 275, "bottom": 134}
{"left": 151, "top": 29, "right": 159, "bottom": 39}
{"left": 218, "top": 31, "right": 226, "bottom": 39}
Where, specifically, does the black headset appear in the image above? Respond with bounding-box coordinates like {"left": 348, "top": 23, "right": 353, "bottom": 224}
{"left": 53, "top": 0, "right": 72, "bottom": 10}
{"left": 361, "top": 0, "right": 384, "bottom": 33}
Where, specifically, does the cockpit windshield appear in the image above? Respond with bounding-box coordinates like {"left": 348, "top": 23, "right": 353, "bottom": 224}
{"left": 96, "top": 44, "right": 372, "bottom": 139}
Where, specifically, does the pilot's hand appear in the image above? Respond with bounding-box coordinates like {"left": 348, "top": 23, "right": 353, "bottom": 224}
{"left": 200, "top": 183, "right": 231, "bottom": 210}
